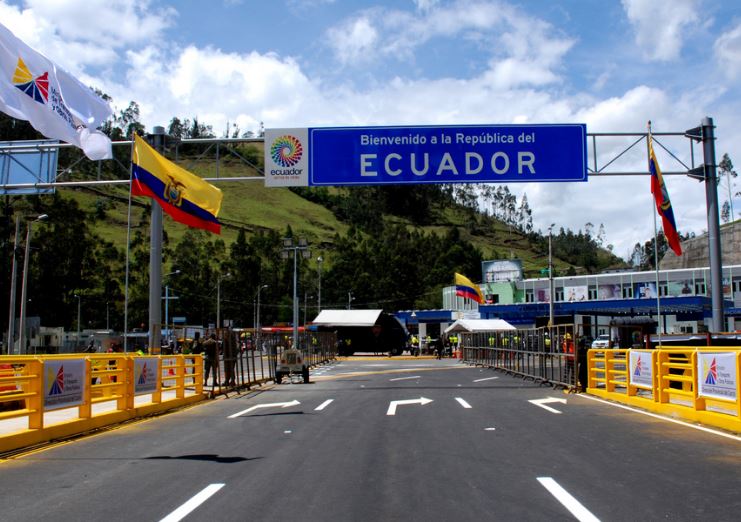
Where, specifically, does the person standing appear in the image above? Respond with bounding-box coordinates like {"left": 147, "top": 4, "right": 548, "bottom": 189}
{"left": 203, "top": 333, "right": 219, "bottom": 387}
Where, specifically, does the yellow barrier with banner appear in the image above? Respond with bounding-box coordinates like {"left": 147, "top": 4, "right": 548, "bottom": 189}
{"left": 588, "top": 347, "right": 741, "bottom": 433}
{"left": 0, "top": 354, "right": 204, "bottom": 454}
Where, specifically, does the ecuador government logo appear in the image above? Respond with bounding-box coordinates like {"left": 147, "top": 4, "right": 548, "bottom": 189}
{"left": 12, "top": 57, "right": 49, "bottom": 104}
{"left": 270, "top": 135, "right": 303, "bottom": 168}
{"left": 704, "top": 357, "right": 718, "bottom": 385}
{"left": 48, "top": 365, "right": 64, "bottom": 395}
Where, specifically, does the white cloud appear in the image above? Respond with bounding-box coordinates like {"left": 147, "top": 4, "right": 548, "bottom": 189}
{"left": 622, "top": 0, "right": 700, "bottom": 61}
{"left": 326, "top": 15, "right": 379, "bottom": 65}
{"left": 414, "top": 0, "right": 441, "bottom": 11}
{"left": 714, "top": 22, "right": 741, "bottom": 78}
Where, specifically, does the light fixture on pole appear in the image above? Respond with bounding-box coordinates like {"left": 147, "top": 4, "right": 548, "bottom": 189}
{"left": 18, "top": 214, "right": 48, "bottom": 355}
{"left": 548, "top": 223, "right": 555, "bottom": 329}
{"left": 281, "top": 238, "right": 310, "bottom": 350}
{"left": 347, "top": 291, "right": 355, "bottom": 310}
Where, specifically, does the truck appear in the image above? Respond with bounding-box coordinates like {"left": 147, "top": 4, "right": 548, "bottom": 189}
{"left": 311, "top": 309, "right": 408, "bottom": 357}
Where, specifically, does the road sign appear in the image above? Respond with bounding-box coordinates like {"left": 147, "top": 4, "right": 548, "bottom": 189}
{"left": 265, "top": 124, "right": 587, "bottom": 187}
{"left": 172, "top": 316, "right": 186, "bottom": 324}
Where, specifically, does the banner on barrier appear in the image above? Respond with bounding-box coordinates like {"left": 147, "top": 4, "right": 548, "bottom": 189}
{"left": 629, "top": 350, "right": 654, "bottom": 390}
{"left": 44, "top": 359, "right": 84, "bottom": 410}
{"left": 697, "top": 352, "right": 737, "bottom": 401}
{"left": 134, "top": 357, "right": 160, "bottom": 394}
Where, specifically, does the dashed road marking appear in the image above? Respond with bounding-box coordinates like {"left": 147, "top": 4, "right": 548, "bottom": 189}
{"left": 537, "top": 477, "right": 600, "bottom": 522}
{"left": 473, "top": 376, "right": 499, "bottom": 382}
{"left": 455, "top": 398, "right": 472, "bottom": 409}
{"left": 315, "top": 399, "right": 334, "bottom": 411}
{"left": 389, "top": 375, "right": 420, "bottom": 382}
{"left": 159, "top": 483, "right": 225, "bottom": 522}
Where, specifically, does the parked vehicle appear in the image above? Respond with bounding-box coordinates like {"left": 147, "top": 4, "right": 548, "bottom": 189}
{"left": 591, "top": 334, "right": 610, "bottom": 349}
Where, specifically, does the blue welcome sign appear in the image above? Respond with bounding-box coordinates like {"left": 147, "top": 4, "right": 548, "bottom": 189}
{"left": 264, "top": 124, "right": 587, "bottom": 187}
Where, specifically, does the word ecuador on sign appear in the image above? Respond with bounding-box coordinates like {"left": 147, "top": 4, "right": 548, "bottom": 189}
{"left": 264, "top": 124, "right": 587, "bottom": 187}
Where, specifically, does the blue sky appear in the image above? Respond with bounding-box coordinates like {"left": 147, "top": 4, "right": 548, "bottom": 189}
{"left": 3, "top": 0, "right": 741, "bottom": 259}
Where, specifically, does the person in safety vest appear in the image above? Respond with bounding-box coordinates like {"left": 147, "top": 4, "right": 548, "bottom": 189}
{"left": 562, "top": 333, "right": 575, "bottom": 382}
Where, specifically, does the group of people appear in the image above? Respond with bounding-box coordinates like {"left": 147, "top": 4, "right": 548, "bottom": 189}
{"left": 191, "top": 331, "right": 238, "bottom": 388}
{"left": 409, "top": 334, "right": 457, "bottom": 358}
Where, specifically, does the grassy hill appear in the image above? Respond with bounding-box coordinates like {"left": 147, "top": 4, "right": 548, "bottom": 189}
{"left": 57, "top": 146, "right": 622, "bottom": 278}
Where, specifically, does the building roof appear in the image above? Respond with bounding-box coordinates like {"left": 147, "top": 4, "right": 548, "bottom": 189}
{"left": 312, "top": 309, "right": 383, "bottom": 327}
{"left": 444, "top": 318, "right": 516, "bottom": 333}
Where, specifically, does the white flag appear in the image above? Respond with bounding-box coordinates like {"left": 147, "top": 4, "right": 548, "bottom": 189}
{"left": 0, "top": 22, "right": 113, "bottom": 160}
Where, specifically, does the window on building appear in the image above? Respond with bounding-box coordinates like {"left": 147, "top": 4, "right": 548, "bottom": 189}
{"left": 695, "top": 282, "right": 706, "bottom": 295}
{"left": 588, "top": 286, "right": 597, "bottom": 300}
{"left": 555, "top": 289, "right": 564, "bottom": 301}
{"left": 659, "top": 284, "right": 668, "bottom": 296}
{"left": 622, "top": 286, "right": 633, "bottom": 298}
{"left": 525, "top": 290, "right": 534, "bottom": 303}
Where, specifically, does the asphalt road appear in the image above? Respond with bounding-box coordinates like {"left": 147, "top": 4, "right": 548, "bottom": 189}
{"left": 1, "top": 358, "right": 739, "bottom": 521}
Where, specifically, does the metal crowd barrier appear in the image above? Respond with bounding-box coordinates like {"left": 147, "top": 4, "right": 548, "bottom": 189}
{"left": 588, "top": 347, "right": 741, "bottom": 433}
{"left": 460, "top": 327, "right": 584, "bottom": 390}
{"left": 0, "top": 354, "right": 204, "bottom": 455}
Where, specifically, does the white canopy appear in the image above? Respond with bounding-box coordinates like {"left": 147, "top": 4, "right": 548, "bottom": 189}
{"left": 312, "top": 309, "right": 383, "bottom": 327}
{"left": 444, "top": 318, "right": 516, "bottom": 333}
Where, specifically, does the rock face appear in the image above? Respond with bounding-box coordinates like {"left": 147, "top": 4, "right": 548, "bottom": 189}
{"left": 660, "top": 220, "right": 741, "bottom": 269}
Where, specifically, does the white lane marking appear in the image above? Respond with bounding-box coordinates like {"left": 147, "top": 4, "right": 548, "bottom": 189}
{"left": 529, "top": 397, "right": 567, "bottom": 414}
{"left": 315, "top": 399, "right": 334, "bottom": 411}
{"left": 159, "top": 483, "right": 225, "bottom": 522}
{"left": 228, "top": 400, "right": 300, "bottom": 419}
{"left": 389, "top": 375, "right": 421, "bottom": 382}
{"left": 485, "top": 427, "right": 496, "bottom": 431}
{"left": 473, "top": 376, "right": 499, "bottom": 382}
{"left": 455, "top": 397, "right": 472, "bottom": 409}
{"left": 386, "top": 397, "right": 433, "bottom": 416}
{"left": 284, "top": 430, "right": 292, "bottom": 434}
{"left": 576, "top": 393, "right": 741, "bottom": 442}
{"left": 537, "top": 477, "right": 600, "bottom": 522}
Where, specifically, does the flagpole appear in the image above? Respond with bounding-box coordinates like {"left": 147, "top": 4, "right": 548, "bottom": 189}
{"left": 123, "top": 138, "right": 135, "bottom": 352}
{"left": 648, "top": 122, "right": 663, "bottom": 346}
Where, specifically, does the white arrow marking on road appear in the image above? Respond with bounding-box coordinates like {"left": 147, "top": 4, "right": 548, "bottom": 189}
{"left": 386, "top": 397, "right": 433, "bottom": 416}
{"left": 315, "top": 399, "right": 334, "bottom": 411}
{"left": 228, "top": 400, "right": 300, "bottom": 418}
{"left": 473, "top": 376, "right": 499, "bottom": 382}
{"left": 528, "top": 397, "right": 567, "bottom": 414}
{"left": 389, "top": 375, "right": 420, "bottom": 381}
{"left": 455, "top": 398, "right": 472, "bottom": 409}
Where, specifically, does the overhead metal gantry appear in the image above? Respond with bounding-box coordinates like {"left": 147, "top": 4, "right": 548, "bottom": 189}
{"left": 1, "top": 117, "right": 725, "bottom": 341}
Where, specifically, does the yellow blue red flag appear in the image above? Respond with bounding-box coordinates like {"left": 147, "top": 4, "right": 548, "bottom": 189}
{"left": 455, "top": 273, "right": 484, "bottom": 304}
{"left": 648, "top": 133, "right": 682, "bottom": 256}
{"left": 132, "top": 134, "right": 223, "bottom": 234}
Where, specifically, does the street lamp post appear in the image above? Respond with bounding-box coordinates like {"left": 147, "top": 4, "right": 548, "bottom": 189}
{"left": 18, "top": 214, "right": 48, "bottom": 355}
{"left": 6, "top": 215, "right": 20, "bottom": 355}
{"left": 317, "top": 256, "right": 323, "bottom": 313}
{"left": 347, "top": 291, "right": 354, "bottom": 310}
{"left": 255, "top": 284, "right": 268, "bottom": 350}
{"left": 74, "top": 294, "right": 81, "bottom": 351}
{"left": 163, "top": 270, "right": 181, "bottom": 346}
{"left": 548, "top": 223, "right": 555, "bottom": 329}
{"left": 281, "top": 238, "right": 310, "bottom": 350}
{"left": 217, "top": 272, "right": 231, "bottom": 331}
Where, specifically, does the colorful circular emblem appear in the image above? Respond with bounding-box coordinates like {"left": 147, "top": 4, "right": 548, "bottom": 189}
{"left": 270, "top": 135, "right": 303, "bottom": 168}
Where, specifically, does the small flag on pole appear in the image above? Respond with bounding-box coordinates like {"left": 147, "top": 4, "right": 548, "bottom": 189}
{"left": 132, "top": 134, "right": 223, "bottom": 234}
{"left": 648, "top": 132, "right": 682, "bottom": 256}
{"left": 455, "top": 273, "right": 484, "bottom": 304}
{"left": 0, "top": 22, "right": 112, "bottom": 160}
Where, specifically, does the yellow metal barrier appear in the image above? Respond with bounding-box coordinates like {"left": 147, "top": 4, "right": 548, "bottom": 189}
{"left": 0, "top": 354, "right": 204, "bottom": 454}
{"left": 588, "top": 347, "right": 741, "bottom": 432}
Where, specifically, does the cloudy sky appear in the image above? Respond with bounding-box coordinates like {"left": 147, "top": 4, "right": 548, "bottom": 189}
{"left": 2, "top": 0, "right": 740, "bottom": 259}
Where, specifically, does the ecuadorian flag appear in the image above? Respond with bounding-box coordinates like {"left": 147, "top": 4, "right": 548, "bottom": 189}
{"left": 455, "top": 273, "right": 484, "bottom": 304}
{"left": 648, "top": 133, "right": 681, "bottom": 256}
{"left": 132, "top": 134, "right": 223, "bottom": 234}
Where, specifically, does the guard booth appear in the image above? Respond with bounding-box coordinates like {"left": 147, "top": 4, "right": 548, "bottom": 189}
{"left": 312, "top": 310, "right": 408, "bottom": 356}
